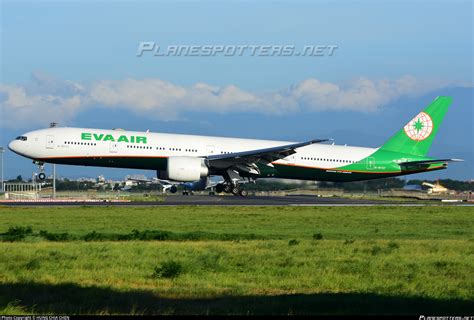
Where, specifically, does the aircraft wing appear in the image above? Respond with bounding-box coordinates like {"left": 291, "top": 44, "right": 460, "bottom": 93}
{"left": 128, "top": 177, "right": 175, "bottom": 185}
{"left": 155, "top": 179, "right": 180, "bottom": 186}
{"left": 207, "top": 139, "right": 331, "bottom": 165}
{"left": 204, "top": 179, "right": 224, "bottom": 189}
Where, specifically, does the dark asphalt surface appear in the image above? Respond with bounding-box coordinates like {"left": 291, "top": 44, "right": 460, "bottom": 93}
{"left": 1, "top": 194, "right": 459, "bottom": 206}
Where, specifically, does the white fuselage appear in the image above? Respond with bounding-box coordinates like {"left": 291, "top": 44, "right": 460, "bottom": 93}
{"left": 8, "top": 127, "right": 376, "bottom": 170}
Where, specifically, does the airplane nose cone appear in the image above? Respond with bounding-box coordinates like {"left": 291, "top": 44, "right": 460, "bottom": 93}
{"left": 8, "top": 140, "right": 17, "bottom": 152}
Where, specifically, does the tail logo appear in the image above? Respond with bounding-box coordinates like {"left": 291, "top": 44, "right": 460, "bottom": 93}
{"left": 404, "top": 112, "right": 433, "bottom": 141}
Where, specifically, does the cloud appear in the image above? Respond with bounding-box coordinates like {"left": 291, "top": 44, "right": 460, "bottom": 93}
{"left": 0, "top": 73, "right": 462, "bottom": 128}
{"left": 0, "top": 83, "right": 83, "bottom": 128}
{"left": 290, "top": 76, "right": 456, "bottom": 112}
{"left": 27, "top": 71, "right": 85, "bottom": 96}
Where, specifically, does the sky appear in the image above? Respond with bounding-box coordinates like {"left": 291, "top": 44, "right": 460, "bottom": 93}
{"left": 0, "top": 0, "right": 473, "bottom": 180}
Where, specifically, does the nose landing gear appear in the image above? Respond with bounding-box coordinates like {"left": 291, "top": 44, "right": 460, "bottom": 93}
{"left": 33, "top": 161, "right": 46, "bottom": 181}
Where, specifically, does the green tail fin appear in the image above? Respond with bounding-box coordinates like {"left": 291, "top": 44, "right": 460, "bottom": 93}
{"left": 380, "top": 96, "right": 452, "bottom": 157}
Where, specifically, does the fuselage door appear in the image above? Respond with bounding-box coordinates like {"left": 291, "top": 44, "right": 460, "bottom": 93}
{"left": 109, "top": 141, "right": 118, "bottom": 153}
{"left": 367, "top": 157, "right": 375, "bottom": 170}
{"left": 46, "top": 135, "right": 54, "bottom": 149}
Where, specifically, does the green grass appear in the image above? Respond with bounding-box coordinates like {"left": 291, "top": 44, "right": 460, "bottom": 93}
{"left": 0, "top": 206, "right": 473, "bottom": 314}
{"left": 0, "top": 206, "right": 471, "bottom": 240}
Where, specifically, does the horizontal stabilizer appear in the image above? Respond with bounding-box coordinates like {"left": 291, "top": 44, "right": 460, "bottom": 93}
{"left": 399, "top": 159, "right": 464, "bottom": 170}
{"left": 399, "top": 159, "right": 464, "bottom": 166}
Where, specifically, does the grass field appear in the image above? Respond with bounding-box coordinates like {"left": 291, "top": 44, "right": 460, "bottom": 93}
{"left": 0, "top": 205, "right": 473, "bottom": 315}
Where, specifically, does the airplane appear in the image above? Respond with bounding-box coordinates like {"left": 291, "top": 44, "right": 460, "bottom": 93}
{"left": 421, "top": 181, "right": 452, "bottom": 194}
{"left": 8, "top": 96, "right": 462, "bottom": 197}
{"left": 126, "top": 175, "right": 220, "bottom": 194}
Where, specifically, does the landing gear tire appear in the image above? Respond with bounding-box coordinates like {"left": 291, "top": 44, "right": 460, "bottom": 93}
{"left": 34, "top": 161, "right": 46, "bottom": 182}
{"left": 170, "top": 185, "right": 178, "bottom": 194}
{"left": 216, "top": 183, "right": 225, "bottom": 194}
{"left": 239, "top": 189, "right": 248, "bottom": 197}
{"left": 182, "top": 191, "right": 188, "bottom": 195}
{"left": 231, "top": 186, "right": 240, "bottom": 195}
{"left": 224, "top": 184, "right": 232, "bottom": 194}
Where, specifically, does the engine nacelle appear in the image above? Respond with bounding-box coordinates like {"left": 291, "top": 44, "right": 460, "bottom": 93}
{"left": 158, "top": 156, "right": 209, "bottom": 182}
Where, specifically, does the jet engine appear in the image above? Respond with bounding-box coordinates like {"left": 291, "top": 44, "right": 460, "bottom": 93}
{"left": 157, "top": 156, "right": 209, "bottom": 182}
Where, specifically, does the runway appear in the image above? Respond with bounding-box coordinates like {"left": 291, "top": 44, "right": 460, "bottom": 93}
{"left": 1, "top": 195, "right": 470, "bottom": 206}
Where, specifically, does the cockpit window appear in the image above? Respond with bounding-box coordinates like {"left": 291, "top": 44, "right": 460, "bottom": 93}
{"left": 15, "top": 136, "right": 27, "bottom": 141}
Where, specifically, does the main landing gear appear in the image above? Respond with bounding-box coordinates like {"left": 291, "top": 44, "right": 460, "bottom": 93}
{"left": 215, "top": 182, "right": 248, "bottom": 197}
{"left": 34, "top": 161, "right": 46, "bottom": 181}
{"left": 214, "top": 168, "right": 250, "bottom": 197}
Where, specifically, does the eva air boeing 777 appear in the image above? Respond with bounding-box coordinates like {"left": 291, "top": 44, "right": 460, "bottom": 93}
{"left": 8, "top": 96, "right": 462, "bottom": 196}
